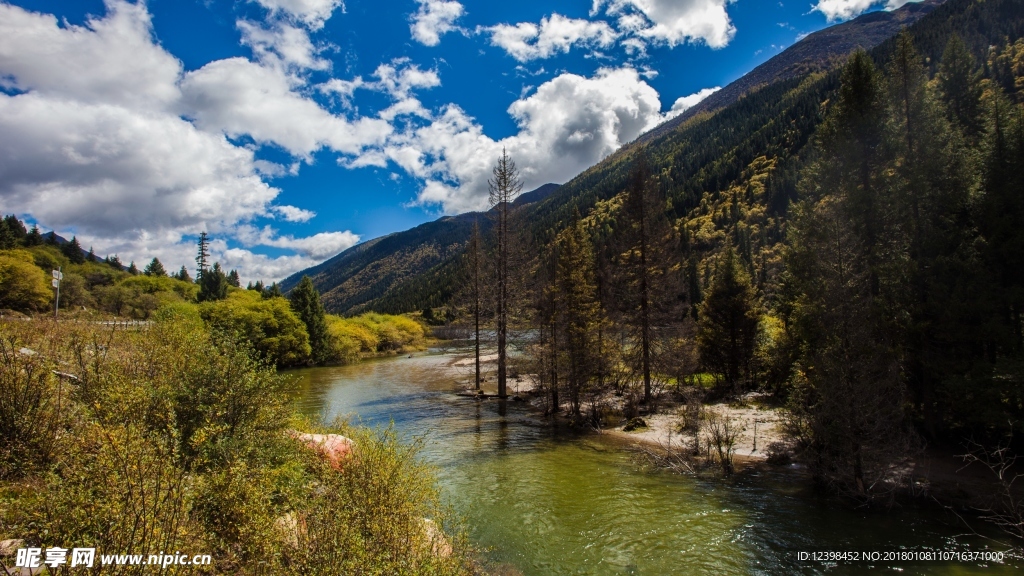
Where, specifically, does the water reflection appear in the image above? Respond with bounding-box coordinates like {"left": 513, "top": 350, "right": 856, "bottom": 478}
{"left": 286, "top": 353, "right": 1021, "bottom": 575}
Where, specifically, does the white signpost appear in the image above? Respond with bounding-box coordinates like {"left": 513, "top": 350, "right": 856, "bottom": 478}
{"left": 52, "top": 268, "right": 63, "bottom": 319}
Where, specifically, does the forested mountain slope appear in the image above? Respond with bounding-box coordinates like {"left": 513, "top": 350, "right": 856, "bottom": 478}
{"left": 279, "top": 184, "right": 558, "bottom": 313}
{"left": 643, "top": 0, "right": 945, "bottom": 142}
{"left": 289, "top": 0, "right": 1023, "bottom": 316}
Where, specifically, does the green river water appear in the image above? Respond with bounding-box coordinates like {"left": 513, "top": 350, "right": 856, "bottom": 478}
{"left": 288, "top": 352, "right": 1022, "bottom": 575}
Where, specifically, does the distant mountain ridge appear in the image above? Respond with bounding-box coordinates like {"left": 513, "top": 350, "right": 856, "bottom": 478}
{"left": 279, "top": 183, "right": 559, "bottom": 312}
{"left": 644, "top": 0, "right": 944, "bottom": 142}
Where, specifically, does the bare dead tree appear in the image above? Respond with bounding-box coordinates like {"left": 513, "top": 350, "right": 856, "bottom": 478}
{"left": 959, "top": 435, "right": 1024, "bottom": 540}
{"left": 468, "top": 220, "right": 483, "bottom": 390}
{"left": 488, "top": 149, "right": 522, "bottom": 399}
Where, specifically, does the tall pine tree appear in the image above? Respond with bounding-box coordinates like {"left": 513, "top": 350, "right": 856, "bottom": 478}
{"left": 289, "top": 276, "right": 330, "bottom": 365}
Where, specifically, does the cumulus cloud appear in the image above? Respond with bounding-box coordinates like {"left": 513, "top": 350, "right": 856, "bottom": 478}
{"left": 483, "top": 13, "right": 619, "bottom": 62}
{"left": 0, "top": 1, "right": 182, "bottom": 110}
{"left": 236, "top": 225, "right": 359, "bottom": 258}
{"left": 593, "top": 0, "right": 736, "bottom": 49}
{"left": 0, "top": 94, "right": 277, "bottom": 237}
{"left": 238, "top": 19, "right": 329, "bottom": 71}
{"left": 180, "top": 58, "right": 392, "bottom": 158}
{"left": 0, "top": 1, "right": 363, "bottom": 281}
{"left": 812, "top": 0, "right": 922, "bottom": 22}
{"left": 371, "top": 59, "right": 442, "bottom": 98}
{"left": 252, "top": 0, "right": 345, "bottom": 30}
{"left": 664, "top": 86, "right": 720, "bottom": 120}
{"left": 381, "top": 67, "right": 667, "bottom": 213}
{"left": 410, "top": 0, "right": 465, "bottom": 46}
{"left": 273, "top": 205, "right": 317, "bottom": 222}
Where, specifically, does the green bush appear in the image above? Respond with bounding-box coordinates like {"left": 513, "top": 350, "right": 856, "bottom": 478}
{"left": 0, "top": 317, "right": 471, "bottom": 575}
{"left": 200, "top": 290, "right": 311, "bottom": 367}
{"left": 121, "top": 274, "right": 198, "bottom": 301}
{"left": 0, "top": 325, "right": 67, "bottom": 478}
{"left": 287, "top": 422, "right": 469, "bottom": 575}
{"left": 329, "top": 313, "right": 426, "bottom": 359}
{"left": 0, "top": 250, "right": 52, "bottom": 312}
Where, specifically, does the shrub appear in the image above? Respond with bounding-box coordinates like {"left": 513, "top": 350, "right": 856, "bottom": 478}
{"left": 287, "top": 422, "right": 469, "bottom": 575}
{"left": 0, "top": 318, "right": 470, "bottom": 575}
{"left": 0, "top": 250, "right": 51, "bottom": 312}
{"left": 0, "top": 325, "right": 67, "bottom": 478}
{"left": 200, "top": 290, "right": 311, "bottom": 367}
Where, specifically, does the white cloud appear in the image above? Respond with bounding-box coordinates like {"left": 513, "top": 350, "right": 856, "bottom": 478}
{"left": 238, "top": 19, "right": 329, "bottom": 71}
{"left": 371, "top": 59, "right": 442, "bottom": 98}
{"left": 621, "top": 37, "right": 648, "bottom": 57}
{"left": 483, "top": 13, "right": 619, "bottom": 62}
{"left": 236, "top": 225, "right": 359, "bottom": 258}
{"left": 410, "top": 0, "right": 465, "bottom": 46}
{"left": 252, "top": 0, "right": 345, "bottom": 30}
{"left": 664, "top": 86, "right": 720, "bottom": 120}
{"left": 180, "top": 58, "right": 392, "bottom": 158}
{"left": 0, "top": 1, "right": 363, "bottom": 282}
{"left": 812, "top": 0, "right": 922, "bottom": 22}
{"left": 0, "top": 0, "right": 182, "bottom": 111}
{"left": 381, "top": 67, "right": 666, "bottom": 213}
{"left": 0, "top": 92, "right": 277, "bottom": 243}
{"left": 273, "top": 205, "right": 317, "bottom": 222}
{"left": 594, "top": 0, "right": 736, "bottom": 49}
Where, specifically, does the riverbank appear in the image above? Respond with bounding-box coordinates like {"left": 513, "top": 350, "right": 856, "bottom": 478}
{"left": 439, "top": 349, "right": 1024, "bottom": 538}
{"left": 285, "top": 349, "right": 1024, "bottom": 573}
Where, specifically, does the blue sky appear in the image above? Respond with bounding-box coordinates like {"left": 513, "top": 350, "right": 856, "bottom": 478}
{"left": 0, "top": 0, "right": 920, "bottom": 281}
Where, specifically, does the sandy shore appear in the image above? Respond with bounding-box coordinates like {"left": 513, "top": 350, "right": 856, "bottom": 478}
{"left": 603, "top": 402, "right": 786, "bottom": 461}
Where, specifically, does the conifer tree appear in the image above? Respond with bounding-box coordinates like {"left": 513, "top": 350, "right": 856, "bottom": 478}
{"left": 887, "top": 33, "right": 981, "bottom": 437}
{"left": 554, "top": 210, "right": 602, "bottom": 419}
{"left": 0, "top": 216, "right": 25, "bottom": 249}
{"left": 62, "top": 236, "right": 85, "bottom": 264}
{"left": 175, "top": 265, "right": 192, "bottom": 283}
{"left": 466, "top": 220, "right": 484, "bottom": 390}
{"left": 144, "top": 257, "right": 167, "bottom": 277}
{"left": 784, "top": 52, "right": 913, "bottom": 496}
{"left": 107, "top": 254, "right": 123, "bottom": 269}
{"left": 937, "top": 34, "right": 983, "bottom": 139}
{"left": 198, "top": 262, "right": 228, "bottom": 302}
{"left": 195, "top": 231, "right": 210, "bottom": 281}
{"left": 263, "top": 282, "right": 283, "bottom": 299}
{"left": 289, "top": 276, "right": 330, "bottom": 364}
{"left": 488, "top": 149, "right": 522, "bottom": 399}
{"left": 615, "top": 148, "right": 676, "bottom": 403}
{"left": 3, "top": 215, "right": 25, "bottom": 241}
{"left": 697, "top": 248, "right": 759, "bottom": 391}
{"left": 227, "top": 269, "right": 241, "bottom": 288}
{"left": 86, "top": 247, "right": 96, "bottom": 262}
{"left": 25, "top": 225, "right": 42, "bottom": 246}
{"left": 127, "top": 261, "right": 139, "bottom": 275}
{"left": 978, "top": 92, "right": 1024, "bottom": 352}
{"left": 0, "top": 219, "right": 14, "bottom": 250}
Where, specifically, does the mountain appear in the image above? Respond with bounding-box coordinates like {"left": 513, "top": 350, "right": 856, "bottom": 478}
{"left": 279, "top": 183, "right": 558, "bottom": 313}
{"left": 643, "top": 0, "right": 944, "bottom": 142}
{"left": 287, "top": 0, "right": 1023, "bottom": 316}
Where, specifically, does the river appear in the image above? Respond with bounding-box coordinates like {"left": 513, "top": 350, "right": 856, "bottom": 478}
{"left": 287, "top": 351, "right": 1021, "bottom": 575}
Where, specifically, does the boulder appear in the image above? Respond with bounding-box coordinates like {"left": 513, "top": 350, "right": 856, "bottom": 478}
{"left": 288, "top": 431, "right": 355, "bottom": 471}
{"left": 0, "top": 539, "right": 23, "bottom": 557}
{"left": 421, "top": 518, "right": 452, "bottom": 558}
{"left": 623, "top": 417, "right": 648, "bottom": 432}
